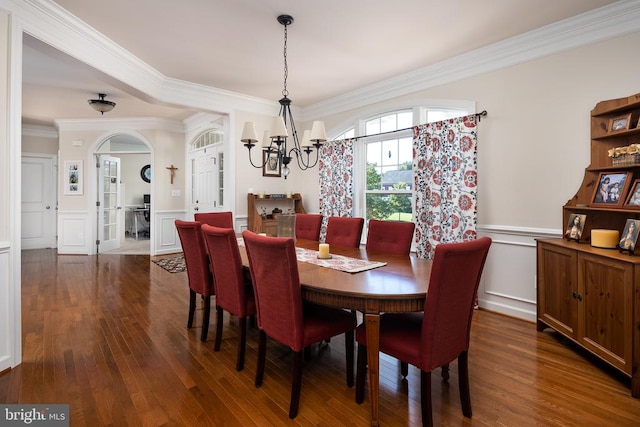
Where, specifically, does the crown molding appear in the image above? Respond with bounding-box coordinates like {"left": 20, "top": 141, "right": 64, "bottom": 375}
{"left": 54, "top": 117, "right": 185, "bottom": 133}
{"left": 21, "top": 123, "right": 58, "bottom": 138}
{"left": 301, "top": 0, "right": 640, "bottom": 120}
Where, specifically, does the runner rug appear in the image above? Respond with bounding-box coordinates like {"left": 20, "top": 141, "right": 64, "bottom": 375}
{"left": 152, "top": 255, "right": 186, "bottom": 273}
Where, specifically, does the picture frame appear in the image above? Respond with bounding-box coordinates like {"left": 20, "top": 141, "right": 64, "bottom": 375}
{"left": 564, "top": 213, "right": 586, "bottom": 242}
{"left": 590, "top": 171, "right": 632, "bottom": 207}
{"left": 262, "top": 150, "right": 281, "bottom": 177}
{"left": 624, "top": 179, "right": 640, "bottom": 209}
{"left": 63, "top": 160, "right": 83, "bottom": 195}
{"left": 608, "top": 113, "right": 632, "bottom": 133}
{"left": 619, "top": 219, "right": 640, "bottom": 254}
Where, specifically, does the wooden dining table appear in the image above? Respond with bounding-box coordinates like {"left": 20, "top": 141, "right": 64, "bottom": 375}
{"left": 239, "top": 237, "right": 431, "bottom": 426}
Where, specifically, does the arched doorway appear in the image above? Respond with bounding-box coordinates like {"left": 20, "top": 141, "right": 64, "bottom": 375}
{"left": 94, "top": 133, "right": 152, "bottom": 254}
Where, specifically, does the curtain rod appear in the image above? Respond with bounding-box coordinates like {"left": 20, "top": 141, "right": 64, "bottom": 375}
{"left": 344, "top": 110, "right": 488, "bottom": 141}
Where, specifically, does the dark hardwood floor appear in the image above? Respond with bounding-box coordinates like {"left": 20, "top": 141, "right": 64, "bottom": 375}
{"left": 1, "top": 249, "right": 640, "bottom": 426}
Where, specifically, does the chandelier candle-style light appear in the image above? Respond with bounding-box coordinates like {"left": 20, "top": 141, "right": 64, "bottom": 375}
{"left": 241, "top": 14, "right": 327, "bottom": 179}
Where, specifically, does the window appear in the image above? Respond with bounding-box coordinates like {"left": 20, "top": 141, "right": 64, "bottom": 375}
{"left": 333, "top": 104, "right": 470, "bottom": 228}
{"left": 363, "top": 112, "right": 414, "bottom": 222}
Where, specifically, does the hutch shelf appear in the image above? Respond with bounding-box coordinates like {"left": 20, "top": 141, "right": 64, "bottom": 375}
{"left": 247, "top": 193, "right": 306, "bottom": 236}
{"left": 537, "top": 92, "right": 640, "bottom": 398}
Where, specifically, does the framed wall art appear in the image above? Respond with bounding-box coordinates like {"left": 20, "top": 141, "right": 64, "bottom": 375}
{"left": 263, "top": 151, "right": 281, "bottom": 177}
{"left": 63, "top": 160, "right": 83, "bottom": 195}
{"left": 590, "top": 171, "right": 632, "bottom": 207}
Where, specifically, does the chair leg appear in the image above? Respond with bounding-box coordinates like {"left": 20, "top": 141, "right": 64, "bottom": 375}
{"left": 345, "top": 330, "right": 354, "bottom": 387}
{"left": 355, "top": 343, "right": 367, "bottom": 404}
{"left": 458, "top": 351, "right": 472, "bottom": 418}
{"left": 236, "top": 316, "right": 247, "bottom": 371}
{"left": 401, "top": 361, "right": 408, "bottom": 378}
{"left": 289, "top": 350, "right": 303, "bottom": 419}
{"left": 255, "top": 330, "right": 267, "bottom": 387}
{"left": 214, "top": 307, "right": 224, "bottom": 351}
{"left": 201, "top": 295, "right": 211, "bottom": 342}
{"left": 187, "top": 289, "right": 196, "bottom": 329}
{"left": 420, "top": 370, "right": 433, "bottom": 427}
{"left": 441, "top": 363, "right": 450, "bottom": 382}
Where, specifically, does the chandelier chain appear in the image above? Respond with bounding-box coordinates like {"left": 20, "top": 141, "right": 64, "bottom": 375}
{"left": 282, "top": 22, "right": 288, "bottom": 98}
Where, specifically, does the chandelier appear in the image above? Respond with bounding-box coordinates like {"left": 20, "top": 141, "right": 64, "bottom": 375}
{"left": 240, "top": 14, "right": 327, "bottom": 179}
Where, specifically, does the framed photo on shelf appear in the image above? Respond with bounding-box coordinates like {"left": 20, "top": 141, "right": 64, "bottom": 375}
{"left": 608, "top": 113, "right": 632, "bottom": 133}
{"left": 262, "top": 150, "right": 281, "bottom": 177}
{"left": 624, "top": 179, "right": 640, "bottom": 209}
{"left": 619, "top": 219, "right": 640, "bottom": 253}
{"left": 564, "top": 213, "right": 586, "bottom": 242}
{"left": 590, "top": 171, "right": 632, "bottom": 207}
{"left": 63, "top": 160, "right": 83, "bottom": 195}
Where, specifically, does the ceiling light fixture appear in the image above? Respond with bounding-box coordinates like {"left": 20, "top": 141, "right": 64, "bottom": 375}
{"left": 240, "top": 14, "right": 327, "bottom": 179}
{"left": 88, "top": 93, "right": 116, "bottom": 115}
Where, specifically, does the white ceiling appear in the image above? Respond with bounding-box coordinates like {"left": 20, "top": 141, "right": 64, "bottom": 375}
{"left": 21, "top": 0, "right": 619, "bottom": 127}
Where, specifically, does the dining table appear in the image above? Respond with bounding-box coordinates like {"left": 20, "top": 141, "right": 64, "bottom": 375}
{"left": 239, "top": 236, "right": 431, "bottom": 426}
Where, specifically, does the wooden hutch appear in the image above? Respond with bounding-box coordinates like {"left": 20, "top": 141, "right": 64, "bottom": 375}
{"left": 247, "top": 193, "right": 306, "bottom": 236}
{"left": 536, "top": 92, "right": 640, "bottom": 398}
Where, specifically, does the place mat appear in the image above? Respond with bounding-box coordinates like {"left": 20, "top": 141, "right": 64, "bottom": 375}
{"left": 294, "top": 247, "right": 387, "bottom": 273}
{"left": 236, "top": 238, "right": 386, "bottom": 273}
{"left": 152, "top": 255, "right": 186, "bottom": 273}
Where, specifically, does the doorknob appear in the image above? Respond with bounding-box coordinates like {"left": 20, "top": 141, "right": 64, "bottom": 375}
{"left": 46, "top": 206, "right": 51, "bottom": 209}
{"left": 194, "top": 207, "right": 199, "bottom": 211}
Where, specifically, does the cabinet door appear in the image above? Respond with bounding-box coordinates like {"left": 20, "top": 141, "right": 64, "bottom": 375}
{"left": 537, "top": 242, "right": 578, "bottom": 338}
{"left": 578, "top": 253, "right": 633, "bottom": 374}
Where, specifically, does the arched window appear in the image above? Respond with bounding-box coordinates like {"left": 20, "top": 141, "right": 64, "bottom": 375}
{"left": 332, "top": 103, "right": 470, "bottom": 224}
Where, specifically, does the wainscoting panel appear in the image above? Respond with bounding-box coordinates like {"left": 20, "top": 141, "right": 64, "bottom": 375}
{"left": 0, "top": 242, "right": 13, "bottom": 371}
{"left": 154, "top": 210, "right": 185, "bottom": 255}
{"left": 57, "top": 211, "right": 91, "bottom": 255}
{"left": 478, "top": 225, "right": 559, "bottom": 322}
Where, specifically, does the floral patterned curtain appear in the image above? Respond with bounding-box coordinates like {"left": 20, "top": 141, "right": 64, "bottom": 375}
{"left": 413, "top": 114, "right": 479, "bottom": 259}
{"left": 318, "top": 139, "right": 355, "bottom": 240}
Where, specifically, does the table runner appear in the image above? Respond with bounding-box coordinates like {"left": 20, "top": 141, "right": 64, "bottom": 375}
{"left": 237, "top": 238, "right": 386, "bottom": 273}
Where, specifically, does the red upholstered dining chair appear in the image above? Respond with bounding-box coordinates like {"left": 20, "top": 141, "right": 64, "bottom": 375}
{"left": 325, "top": 216, "right": 364, "bottom": 248}
{"left": 174, "top": 219, "right": 214, "bottom": 342}
{"left": 201, "top": 224, "right": 256, "bottom": 371}
{"left": 194, "top": 211, "right": 234, "bottom": 229}
{"left": 295, "top": 213, "right": 323, "bottom": 241}
{"left": 365, "top": 219, "right": 416, "bottom": 255}
{"left": 355, "top": 237, "right": 492, "bottom": 427}
{"left": 242, "top": 230, "right": 357, "bottom": 419}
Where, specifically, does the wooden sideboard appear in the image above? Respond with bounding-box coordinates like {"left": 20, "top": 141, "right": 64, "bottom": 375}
{"left": 536, "top": 92, "right": 640, "bottom": 398}
{"left": 247, "top": 193, "right": 306, "bottom": 236}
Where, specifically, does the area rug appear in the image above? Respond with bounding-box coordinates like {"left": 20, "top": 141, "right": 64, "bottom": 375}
{"left": 152, "top": 255, "right": 186, "bottom": 273}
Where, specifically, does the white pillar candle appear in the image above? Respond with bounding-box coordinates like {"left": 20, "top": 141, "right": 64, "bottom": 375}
{"left": 318, "top": 243, "right": 330, "bottom": 259}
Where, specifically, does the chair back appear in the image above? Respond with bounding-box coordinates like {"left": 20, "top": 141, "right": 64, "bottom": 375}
{"left": 201, "top": 224, "right": 251, "bottom": 316}
{"left": 365, "top": 219, "right": 415, "bottom": 255}
{"left": 174, "top": 219, "right": 213, "bottom": 297}
{"left": 242, "top": 231, "right": 305, "bottom": 350}
{"left": 325, "top": 216, "right": 364, "bottom": 248}
{"left": 295, "top": 214, "right": 323, "bottom": 241}
{"left": 194, "top": 211, "right": 234, "bottom": 229}
{"left": 421, "top": 237, "right": 491, "bottom": 370}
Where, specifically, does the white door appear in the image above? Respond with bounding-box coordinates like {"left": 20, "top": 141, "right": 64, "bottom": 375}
{"left": 21, "top": 155, "right": 57, "bottom": 249}
{"left": 190, "top": 146, "right": 223, "bottom": 216}
{"left": 97, "top": 155, "right": 121, "bottom": 252}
